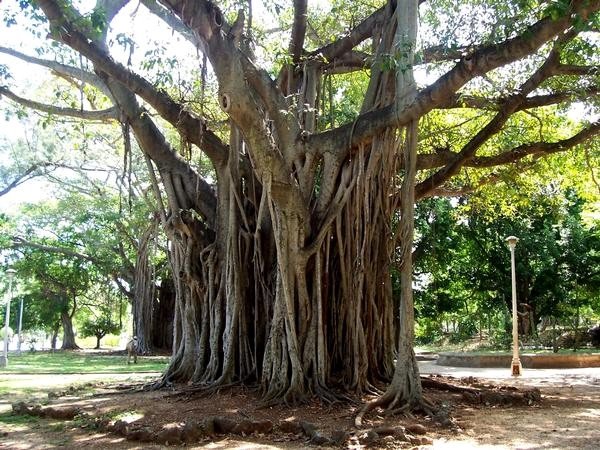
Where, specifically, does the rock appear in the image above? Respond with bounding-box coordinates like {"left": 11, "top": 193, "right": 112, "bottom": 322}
{"left": 358, "top": 430, "right": 379, "bottom": 445}
{"left": 213, "top": 416, "right": 237, "bottom": 434}
{"left": 232, "top": 419, "right": 273, "bottom": 435}
{"left": 407, "top": 435, "right": 434, "bottom": 445}
{"left": 300, "top": 421, "right": 331, "bottom": 445}
{"left": 112, "top": 419, "right": 129, "bottom": 435}
{"left": 127, "top": 427, "right": 154, "bottom": 442}
{"left": 406, "top": 423, "right": 427, "bottom": 435}
{"left": 279, "top": 420, "right": 303, "bottom": 434}
{"left": 331, "top": 430, "right": 350, "bottom": 445}
{"left": 201, "top": 417, "right": 216, "bottom": 436}
{"left": 94, "top": 417, "right": 111, "bottom": 429}
{"left": 373, "top": 426, "right": 400, "bottom": 436}
{"left": 408, "top": 435, "right": 423, "bottom": 445}
{"left": 181, "top": 420, "right": 204, "bottom": 442}
{"left": 462, "top": 391, "right": 479, "bottom": 403}
{"left": 154, "top": 424, "right": 183, "bottom": 445}
{"left": 12, "top": 402, "right": 29, "bottom": 415}
{"left": 310, "top": 433, "right": 331, "bottom": 445}
{"left": 44, "top": 406, "right": 79, "bottom": 420}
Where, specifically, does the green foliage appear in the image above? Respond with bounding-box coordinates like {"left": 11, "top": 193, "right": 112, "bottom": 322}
{"left": 79, "top": 314, "right": 121, "bottom": 344}
{"left": 543, "top": 0, "right": 571, "bottom": 21}
{"left": 414, "top": 188, "right": 600, "bottom": 345}
{"left": 415, "top": 318, "right": 443, "bottom": 345}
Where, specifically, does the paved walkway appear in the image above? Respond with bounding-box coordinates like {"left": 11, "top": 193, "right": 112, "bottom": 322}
{"left": 418, "top": 360, "right": 600, "bottom": 387}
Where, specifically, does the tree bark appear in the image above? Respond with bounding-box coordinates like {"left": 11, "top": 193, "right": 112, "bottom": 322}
{"left": 132, "top": 221, "right": 159, "bottom": 354}
{"left": 60, "top": 311, "right": 80, "bottom": 350}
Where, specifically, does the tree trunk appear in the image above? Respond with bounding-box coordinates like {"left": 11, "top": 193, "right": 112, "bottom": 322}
{"left": 50, "top": 323, "right": 59, "bottom": 351}
{"left": 132, "top": 220, "right": 159, "bottom": 354}
{"left": 155, "top": 0, "right": 407, "bottom": 400}
{"left": 60, "top": 311, "right": 80, "bottom": 350}
{"left": 152, "top": 279, "right": 175, "bottom": 351}
{"left": 355, "top": 0, "right": 424, "bottom": 423}
{"left": 95, "top": 335, "right": 101, "bottom": 349}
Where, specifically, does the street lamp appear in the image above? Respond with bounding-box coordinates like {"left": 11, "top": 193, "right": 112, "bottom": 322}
{"left": 0, "top": 268, "right": 17, "bottom": 368}
{"left": 16, "top": 287, "right": 23, "bottom": 356}
{"left": 506, "top": 236, "right": 522, "bottom": 377}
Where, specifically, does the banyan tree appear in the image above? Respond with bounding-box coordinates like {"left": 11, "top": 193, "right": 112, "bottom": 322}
{"left": 1, "top": 0, "right": 599, "bottom": 410}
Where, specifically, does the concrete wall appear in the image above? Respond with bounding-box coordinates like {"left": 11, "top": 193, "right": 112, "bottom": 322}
{"left": 437, "top": 352, "right": 600, "bottom": 368}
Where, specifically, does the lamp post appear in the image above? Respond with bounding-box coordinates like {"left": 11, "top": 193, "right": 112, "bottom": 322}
{"left": 16, "top": 294, "right": 23, "bottom": 356}
{"left": 506, "top": 236, "right": 522, "bottom": 376}
{"left": 0, "top": 268, "right": 16, "bottom": 368}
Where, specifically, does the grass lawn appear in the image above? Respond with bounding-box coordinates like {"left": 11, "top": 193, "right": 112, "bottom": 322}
{"left": 0, "top": 350, "right": 170, "bottom": 374}
{"left": 0, "top": 351, "right": 169, "bottom": 408}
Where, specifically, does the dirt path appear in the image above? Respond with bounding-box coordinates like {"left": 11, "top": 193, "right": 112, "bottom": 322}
{"left": 1, "top": 365, "right": 599, "bottom": 449}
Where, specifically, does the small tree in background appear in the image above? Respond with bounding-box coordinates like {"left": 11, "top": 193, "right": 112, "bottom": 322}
{"left": 80, "top": 313, "right": 121, "bottom": 349}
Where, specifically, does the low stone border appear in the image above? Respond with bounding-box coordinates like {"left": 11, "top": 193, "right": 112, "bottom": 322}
{"left": 10, "top": 401, "right": 433, "bottom": 447}
{"left": 437, "top": 352, "right": 600, "bottom": 368}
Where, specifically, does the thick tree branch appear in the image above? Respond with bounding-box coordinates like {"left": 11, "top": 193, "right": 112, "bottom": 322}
{"left": 309, "top": 6, "right": 386, "bottom": 62}
{"left": 415, "top": 42, "right": 566, "bottom": 198}
{"left": 0, "top": 87, "right": 119, "bottom": 121}
{"left": 469, "top": 121, "right": 600, "bottom": 168}
{"left": 421, "top": 45, "right": 474, "bottom": 64}
{"left": 422, "top": 172, "right": 502, "bottom": 198}
{"left": 0, "top": 46, "right": 113, "bottom": 100}
{"left": 307, "top": 0, "right": 600, "bottom": 158}
{"left": 36, "top": 0, "right": 218, "bottom": 223}
{"left": 161, "top": 0, "right": 303, "bottom": 197}
{"left": 31, "top": 2, "right": 228, "bottom": 167}
{"left": 555, "top": 64, "right": 599, "bottom": 76}
{"left": 140, "top": 0, "right": 197, "bottom": 45}
{"left": 12, "top": 236, "right": 95, "bottom": 262}
{"left": 289, "top": 0, "right": 308, "bottom": 63}
{"left": 324, "top": 51, "right": 370, "bottom": 74}
{"left": 414, "top": 122, "right": 600, "bottom": 200}
{"left": 439, "top": 87, "right": 600, "bottom": 112}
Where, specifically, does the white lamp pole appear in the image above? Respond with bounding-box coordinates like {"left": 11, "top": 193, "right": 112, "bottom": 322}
{"left": 506, "top": 236, "right": 522, "bottom": 376}
{"left": 16, "top": 296, "right": 24, "bottom": 356}
{"left": 0, "top": 269, "right": 17, "bottom": 368}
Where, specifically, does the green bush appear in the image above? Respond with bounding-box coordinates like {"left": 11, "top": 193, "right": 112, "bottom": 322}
{"left": 489, "top": 328, "right": 512, "bottom": 350}
{"left": 448, "top": 318, "right": 478, "bottom": 344}
{"left": 415, "top": 320, "right": 443, "bottom": 345}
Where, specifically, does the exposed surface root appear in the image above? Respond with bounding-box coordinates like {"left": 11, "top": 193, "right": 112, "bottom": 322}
{"left": 422, "top": 375, "right": 542, "bottom": 407}
{"left": 356, "top": 376, "right": 542, "bottom": 429}
{"left": 355, "top": 393, "right": 435, "bottom": 428}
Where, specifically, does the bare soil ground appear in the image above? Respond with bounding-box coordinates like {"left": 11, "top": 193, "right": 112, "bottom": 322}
{"left": 1, "top": 372, "right": 599, "bottom": 449}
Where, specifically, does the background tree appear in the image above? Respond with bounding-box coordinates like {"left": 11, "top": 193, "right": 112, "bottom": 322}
{"left": 414, "top": 188, "right": 600, "bottom": 346}
{"left": 80, "top": 310, "right": 122, "bottom": 349}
